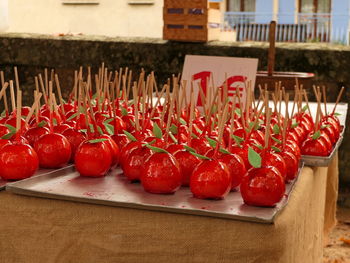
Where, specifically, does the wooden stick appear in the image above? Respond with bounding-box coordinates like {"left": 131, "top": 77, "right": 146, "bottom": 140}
{"left": 0, "top": 82, "right": 9, "bottom": 102}
{"left": 160, "top": 85, "right": 170, "bottom": 128}
{"left": 1, "top": 71, "right": 8, "bottom": 115}
{"left": 322, "top": 86, "right": 327, "bottom": 115}
{"left": 25, "top": 93, "right": 43, "bottom": 124}
{"left": 264, "top": 108, "right": 272, "bottom": 149}
{"left": 126, "top": 70, "right": 132, "bottom": 100}
{"left": 282, "top": 93, "right": 289, "bottom": 147}
{"left": 303, "top": 90, "right": 312, "bottom": 118}
{"left": 54, "top": 74, "right": 65, "bottom": 115}
{"left": 332, "top": 86, "right": 345, "bottom": 115}
{"left": 14, "top": 66, "right": 20, "bottom": 92}
{"left": 9, "top": 81, "right": 16, "bottom": 113}
{"left": 38, "top": 74, "right": 48, "bottom": 104}
{"left": 16, "top": 90, "right": 22, "bottom": 132}
{"left": 44, "top": 68, "right": 49, "bottom": 96}
{"left": 165, "top": 94, "right": 175, "bottom": 141}
{"left": 188, "top": 87, "right": 195, "bottom": 145}
{"left": 132, "top": 82, "right": 140, "bottom": 131}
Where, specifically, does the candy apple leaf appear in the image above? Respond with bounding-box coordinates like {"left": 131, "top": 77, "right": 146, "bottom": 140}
{"left": 271, "top": 146, "right": 282, "bottom": 152}
{"left": 97, "top": 126, "right": 104, "bottom": 135}
{"left": 5, "top": 124, "right": 17, "bottom": 133}
{"left": 232, "top": 135, "right": 244, "bottom": 146}
{"left": 183, "top": 145, "right": 196, "bottom": 153}
{"left": 37, "top": 120, "right": 48, "bottom": 128}
{"left": 291, "top": 121, "right": 299, "bottom": 129}
{"left": 153, "top": 122, "right": 163, "bottom": 139}
{"left": 145, "top": 144, "right": 169, "bottom": 154}
{"left": 1, "top": 132, "right": 15, "bottom": 140}
{"left": 169, "top": 133, "right": 178, "bottom": 144}
{"left": 88, "top": 124, "right": 94, "bottom": 133}
{"left": 312, "top": 130, "right": 321, "bottom": 140}
{"left": 121, "top": 107, "right": 128, "bottom": 116}
{"left": 170, "top": 124, "right": 178, "bottom": 135}
{"left": 334, "top": 112, "right": 341, "bottom": 116}
{"left": 219, "top": 148, "right": 231, "bottom": 155}
{"left": 123, "top": 130, "right": 137, "bottom": 142}
{"left": 67, "top": 112, "right": 78, "bottom": 121}
{"left": 104, "top": 123, "right": 114, "bottom": 136}
{"left": 179, "top": 118, "right": 187, "bottom": 125}
{"left": 53, "top": 118, "right": 57, "bottom": 126}
{"left": 273, "top": 124, "right": 280, "bottom": 135}
{"left": 248, "top": 147, "right": 261, "bottom": 168}
{"left": 271, "top": 137, "right": 282, "bottom": 144}
{"left": 207, "top": 137, "right": 217, "bottom": 148}
{"left": 189, "top": 151, "right": 211, "bottom": 160}
{"left": 88, "top": 138, "right": 108, "bottom": 144}
{"left": 104, "top": 118, "right": 114, "bottom": 124}
{"left": 302, "top": 105, "right": 308, "bottom": 112}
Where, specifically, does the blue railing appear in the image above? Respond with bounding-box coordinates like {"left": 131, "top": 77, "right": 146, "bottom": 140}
{"left": 223, "top": 12, "right": 349, "bottom": 44}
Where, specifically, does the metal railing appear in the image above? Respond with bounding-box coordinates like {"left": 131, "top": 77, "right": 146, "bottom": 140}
{"left": 223, "top": 12, "right": 349, "bottom": 44}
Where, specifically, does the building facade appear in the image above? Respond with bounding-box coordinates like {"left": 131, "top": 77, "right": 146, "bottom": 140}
{"left": 225, "top": 0, "right": 350, "bottom": 44}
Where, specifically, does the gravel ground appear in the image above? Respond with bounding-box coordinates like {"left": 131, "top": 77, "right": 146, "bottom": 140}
{"left": 324, "top": 207, "right": 350, "bottom": 263}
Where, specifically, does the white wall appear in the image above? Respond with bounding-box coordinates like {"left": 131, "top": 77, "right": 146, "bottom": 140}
{"left": 6, "top": 0, "right": 164, "bottom": 38}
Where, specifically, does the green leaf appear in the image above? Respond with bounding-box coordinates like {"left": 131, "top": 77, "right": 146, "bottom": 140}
{"left": 312, "top": 130, "right": 321, "bottom": 140}
{"left": 1, "top": 110, "right": 6, "bottom": 117}
{"left": 129, "top": 119, "right": 135, "bottom": 127}
{"left": 5, "top": 124, "right": 17, "bottom": 133}
{"left": 194, "top": 125, "right": 203, "bottom": 135}
{"left": 79, "top": 129, "right": 87, "bottom": 133}
{"left": 170, "top": 124, "right": 178, "bottom": 135}
{"left": 207, "top": 137, "right": 217, "bottom": 148}
{"left": 235, "top": 108, "right": 241, "bottom": 116}
{"left": 145, "top": 144, "right": 169, "bottom": 154}
{"left": 232, "top": 135, "right": 244, "bottom": 146}
{"left": 92, "top": 93, "right": 98, "bottom": 100}
{"left": 97, "top": 126, "right": 104, "bottom": 135}
{"left": 219, "top": 148, "right": 231, "bottom": 155}
{"left": 169, "top": 133, "right": 178, "bottom": 144}
{"left": 104, "top": 123, "right": 114, "bottom": 136}
{"left": 153, "top": 122, "right": 163, "bottom": 139}
{"left": 271, "top": 146, "right": 282, "bottom": 152}
{"left": 211, "top": 105, "right": 218, "bottom": 114}
{"left": 1, "top": 132, "right": 15, "bottom": 140}
{"left": 102, "top": 114, "right": 110, "bottom": 118}
{"left": 88, "top": 138, "right": 108, "bottom": 144}
{"left": 273, "top": 124, "right": 280, "bottom": 135}
{"left": 37, "top": 120, "right": 48, "bottom": 128}
{"left": 191, "top": 133, "right": 198, "bottom": 139}
{"left": 291, "top": 121, "right": 299, "bottom": 129}
{"left": 184, "top": 145, "right": 196, "bottom": 153}
{"left": 67, "top": 112, "right": 78, "bottom": 121}
{"left": 302, "top": 105, "right": 308, "bottom": 112}
{"left": 271, "top": 136, "right": 282, "bottom": 144}
{"left": 334, "top": 112, "right": 341, "bottom": 116}
{"left": 321, "top": 124, "right": 331, "bottom": 129}
{"left": 104, "top": 118, "right": 114, "bottom": 124}
{"left": 189, "top": 151, "right": 211, "bottom": 160}
{"left": 89, "top": 124, "right": 94, "bottom": 133}
{"left": 248, "top": 147, "right": 261, "bottom": 168}
{"left": 123, "top": 130, "right": 137, "bottom": 142}
{"left": 252, "top": 143, "right": 263, "bottom": 150}
{"left": 121, "top": 107, "right": 128, "bottom": 116}
{"left": 53, "top": 118, "right": 57, "bottom": 126}
{"left": 179, "top": 118, "right": 187, "bottom": 125}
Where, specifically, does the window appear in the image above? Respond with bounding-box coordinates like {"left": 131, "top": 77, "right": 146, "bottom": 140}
{"left": 227, "top": 0, "right": 256, "bottom": 12}
{"left": 299, "top": 0, "right": 331, "bottom": 13}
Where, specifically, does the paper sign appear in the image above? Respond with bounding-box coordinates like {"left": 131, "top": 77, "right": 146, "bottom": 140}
{"left": 181, "top": 55, "right": 258, "bottom": 108}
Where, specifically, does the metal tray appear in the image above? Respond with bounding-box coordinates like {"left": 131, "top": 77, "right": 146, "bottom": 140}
{"left": 0, "top": 165, "right": 73, "bottom": 190}
{"left": 6, "top": 163, "right": 304, "bottom": 224}
{"left": 301, "top": 133, "right": 344, "bottom": 167}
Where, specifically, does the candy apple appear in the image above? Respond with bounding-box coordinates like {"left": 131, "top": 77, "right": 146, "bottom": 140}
{"left": 34, "top": 133, "right": 71, "bottom": 168}
{"left": 75, "top": 139, "right": 112, "bottom": 177}
{"left": 0, "top": 142, "right": 39, "bottom": 180}
{"left": 240, "top": 166, "right": 285, "bottom": 207}
{"left": 62, "top": 128, "right": 87, "bottom": 162}
{"left": 141, "top": 150, "right": 182, "bottom": 194}
{"left": 173, "top": 149, "right": 201, "bottom": 186}
{"left": 190, "top": 159, "right": 231, "bottom": 199}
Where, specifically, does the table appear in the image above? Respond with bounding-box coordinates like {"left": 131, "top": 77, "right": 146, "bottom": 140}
{"left": 0, "top": 154, "right": 338, "bottom": 263}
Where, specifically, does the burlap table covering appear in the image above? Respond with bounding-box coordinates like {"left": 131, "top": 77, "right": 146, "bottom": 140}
{"left": 0, "top": 161, "right": 335, "bottom": 263}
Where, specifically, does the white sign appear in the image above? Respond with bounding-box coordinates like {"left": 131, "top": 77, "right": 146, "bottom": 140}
{"left": 181, "top": 55, "right": 258, "bottom": 108}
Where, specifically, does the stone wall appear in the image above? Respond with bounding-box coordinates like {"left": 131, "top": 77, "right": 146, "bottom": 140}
{"left": 0, "top": 33, "right": 349, "bottom": 182}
